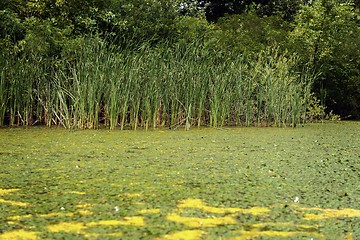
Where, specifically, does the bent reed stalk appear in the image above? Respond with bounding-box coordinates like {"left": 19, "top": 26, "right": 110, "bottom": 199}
{"left": 0, "top": 39, "right": 315, "bottom": 129}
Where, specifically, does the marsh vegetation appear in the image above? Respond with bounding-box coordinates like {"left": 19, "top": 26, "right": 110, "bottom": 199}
{"left": 0, "top": 40, "right": 315, "bottom": 129}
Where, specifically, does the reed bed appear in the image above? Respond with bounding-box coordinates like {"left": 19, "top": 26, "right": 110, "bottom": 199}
{"left": 0, "top": 38, "right": 315, "bottom": 129}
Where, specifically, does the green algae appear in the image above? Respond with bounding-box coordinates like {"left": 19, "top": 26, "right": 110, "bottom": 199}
{"left": 0, "top": 122, "right": 359, "bottom": 239}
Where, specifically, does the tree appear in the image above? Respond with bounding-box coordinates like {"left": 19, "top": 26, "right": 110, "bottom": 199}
{"left": 183, "top": 0, "right": 307, "bottom": 22}
{"left": 209, "top": 11, "right": 289, "bottom": 53}
{"left": 289, "top": 0, "right": 360, "bottom": 118}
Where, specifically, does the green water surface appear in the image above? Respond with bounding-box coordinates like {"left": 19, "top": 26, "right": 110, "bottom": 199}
{"left": 0, "top": 122, "right": 359, "bottom": 239}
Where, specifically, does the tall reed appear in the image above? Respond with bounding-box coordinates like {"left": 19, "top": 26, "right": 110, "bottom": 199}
{"left": 0, "top": 38, "right": 315, "bottom": 129}
{"left": 0, "top": 52, "right": 8, "bottom": 126}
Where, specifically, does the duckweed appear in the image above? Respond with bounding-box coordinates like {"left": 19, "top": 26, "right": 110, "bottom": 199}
{"left": 0, "top": 122, "right": 359, "bottom": 239}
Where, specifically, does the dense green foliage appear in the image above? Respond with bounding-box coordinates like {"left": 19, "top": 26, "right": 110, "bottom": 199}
{"left": 0, "top": 0, "right": 359, "bottom": 128}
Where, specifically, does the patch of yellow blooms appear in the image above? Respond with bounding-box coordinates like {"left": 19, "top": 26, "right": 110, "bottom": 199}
{"left": 176, "top": 198, "right": 270, "bottom": 215}
{"left": 76, "top": 203, "right": 94, "bottom": 216}
{"left": 47, "top": 216, "right": 145, "bottom": 231}
{"left": 0, "top": 188, "right": 29, "bottom": 207}
{"left": 7, "top": 212, "right": 74, "bottom": 221}
{"left": 66, "top": 191, "right": 86, "bottom": 195}
{"left": 0, "top": 230, "right": 39, "bottom": 240}
{"left": 1, "top": 188, "right": 359, "bottom": 240}
{"left": 300, "top": 207, "right": 360, "bottom": 220}
{"left": 165, "top": 199, "right": 324, "bottom": 239}
{"left": 167, "top": 213, "right": 237, "bottom": 228}
{"left": 138, "top": 208, "right": 161, "bottom": 214}
{"left": 0, "top": 189, "right": 20, "bottom": 195}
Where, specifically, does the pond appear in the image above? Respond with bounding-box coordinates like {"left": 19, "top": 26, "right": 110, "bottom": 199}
{"left": 0, "top": 122, "right": 359, "bottom": 239}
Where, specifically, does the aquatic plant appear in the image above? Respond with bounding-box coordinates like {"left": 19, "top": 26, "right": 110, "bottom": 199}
{"left": 0, "top": 122, "right": 359, "bottom": 239}
{"left": 0, "top": 39, "right": 315, "bottom": 129}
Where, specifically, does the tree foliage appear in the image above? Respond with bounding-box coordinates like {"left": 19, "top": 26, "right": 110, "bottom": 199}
{"left": 183, "top": 0, "right": 307, "bottom": 22}
{"left": 209, "top": 11, "right": 289, "bottom": 53}
{"left": 289, "top": 0, "right": 360, "bottom": 117}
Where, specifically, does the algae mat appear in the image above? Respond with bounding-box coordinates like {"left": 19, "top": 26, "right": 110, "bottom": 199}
{"left": 0, "top": 122, "right": 359, "bottom": 239}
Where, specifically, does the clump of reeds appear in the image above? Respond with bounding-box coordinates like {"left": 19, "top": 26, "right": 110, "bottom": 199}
{"left": 0, "top": 38, "right": 315, "bottom": 129}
